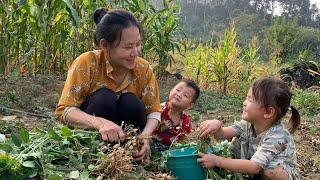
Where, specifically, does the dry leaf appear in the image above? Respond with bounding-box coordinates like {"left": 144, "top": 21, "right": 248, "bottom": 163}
{"left": 1, "top": 115, "right": 17, "bottom": 121}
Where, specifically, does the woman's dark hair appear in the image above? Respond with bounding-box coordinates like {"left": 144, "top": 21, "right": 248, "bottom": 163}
{"left": 93, "top": 7, "right": 143, "bottom": 47}
{"left": 252, "top": 77, "right": 301, "bottom": 133}
{"left": 93, "top": 7, "right": 108, "bottom": 25}
{"left": 181, "top": 78, "right": 200, "bottom": 102}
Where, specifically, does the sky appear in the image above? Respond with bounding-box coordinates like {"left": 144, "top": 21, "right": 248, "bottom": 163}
{"left": 310, "top": 0, "right": 320, "bottom": 8}
{"left": 274, "top": 0, "right": 320, "bottom": 15}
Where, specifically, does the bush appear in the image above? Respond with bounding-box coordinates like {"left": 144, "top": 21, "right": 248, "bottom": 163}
{"left": 292, "top": 89, "right": 320, "bottom": 116}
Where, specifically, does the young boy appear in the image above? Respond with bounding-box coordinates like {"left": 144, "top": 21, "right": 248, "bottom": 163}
{"left": 152, "top": 78, "right": 200, "bottom": 150}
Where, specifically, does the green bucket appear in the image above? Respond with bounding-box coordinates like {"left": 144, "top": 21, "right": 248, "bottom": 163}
{"left": 164, "top": 146, "right": 206, "bottom": 180}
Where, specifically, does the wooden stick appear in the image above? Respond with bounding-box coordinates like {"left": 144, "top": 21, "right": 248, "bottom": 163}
{"left": 0, "top": 106, "right": 50, "bottom": 118}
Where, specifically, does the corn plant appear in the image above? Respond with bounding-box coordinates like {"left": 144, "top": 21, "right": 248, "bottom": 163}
{"left": 182, "top": 25, "right": 269, "bottom": 95}
{"left": 182, "top": 43, "right": 214, "bottom": 89}
{"left": 0, "top": 0, "right": 184, "bottom": 76}
{"left": 1, "top": 0, "right": 83, "bottom": 74}
{"left": 240, "top": 36, "right": 261, "bottom": 81}
{"left": 183, "top": 26, "right": 244, "bottom": 94}
{"left": 114, "top": 0, "right": 185, "bottom": 75}
{"left": 209, "top": 26, "right": 241, "bottom": 95}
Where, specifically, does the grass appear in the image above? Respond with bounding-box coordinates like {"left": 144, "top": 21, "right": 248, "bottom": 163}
{"left": 194, "top": 90, "right": 245, "bottom": 114}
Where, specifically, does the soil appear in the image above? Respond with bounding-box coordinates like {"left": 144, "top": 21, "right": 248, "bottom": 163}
{"left": 0, "top": 74, "right": 319, "bottom": 179}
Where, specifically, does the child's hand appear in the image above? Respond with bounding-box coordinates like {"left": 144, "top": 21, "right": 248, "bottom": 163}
{"left": 133, "top": 139, "right": 151, "bottom": 161}
{"left": 197, "top": 152, "right": 221, "bottom": 168}
{"left": 198, "top": 120, "right": 222, "bottom": 138}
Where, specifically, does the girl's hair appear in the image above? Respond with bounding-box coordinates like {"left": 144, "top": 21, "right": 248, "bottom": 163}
{"left": 252, "top": 77, "right": 301, "bottom": 133}
{"left": 180, "top": 78, "right": 200, "bottom": 102}
{"left": 93, "top": 7, "right": 143, "bottom": 47}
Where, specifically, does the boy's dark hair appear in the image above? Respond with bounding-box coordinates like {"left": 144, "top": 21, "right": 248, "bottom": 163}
{"left": 181, "top": 78, "right": 200, "bottom": 102}
{"left": 93, "top": 8, "right": 143, "bottom": 47}
{"left": 252, "top": 77, "right": 301, "bottom": 133}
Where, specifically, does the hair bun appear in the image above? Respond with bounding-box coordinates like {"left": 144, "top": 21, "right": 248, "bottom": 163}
{"left": 93, "top": 7, "right": 108, "bottom": 25}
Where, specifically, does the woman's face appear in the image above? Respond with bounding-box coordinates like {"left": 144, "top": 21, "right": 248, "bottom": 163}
{"left": 104, "top": 26, "right": 141, "bottom": 71}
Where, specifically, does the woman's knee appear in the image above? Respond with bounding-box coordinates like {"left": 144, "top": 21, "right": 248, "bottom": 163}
{"left": 85, "top": 87, "right": 117, "bottom": 108}
{"left": 80, "top": 87, "right": 118, "bottom": 120}
{"left": 118, "top": 92, "right": 145, "bottom": 112}
{"left": 117, "top": 92, "right": 147, "bottom": 130}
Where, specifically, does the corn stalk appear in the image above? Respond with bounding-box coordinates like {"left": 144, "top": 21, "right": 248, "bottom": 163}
{"left": 210, "top": 26, "right": 241, "bottom": 95}
{"left": 115, "top": 0, "right": 185, "bottom": 75}
{"left": 0, "top": 0, "right": 109, "bottom": 75}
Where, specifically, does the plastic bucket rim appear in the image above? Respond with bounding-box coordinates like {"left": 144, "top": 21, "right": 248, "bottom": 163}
{"left": 163, "top": 145, "right": 199, "bottom": 158}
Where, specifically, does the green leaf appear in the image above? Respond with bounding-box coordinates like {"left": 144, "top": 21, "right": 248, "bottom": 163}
{"left": 48, "top": 128, "right": 62, "bottom": 141}
{"left": 19, "top": 129, "right": 29, "bottom": 143}
{"left": 22, "top": 161, "right": 35, "bottom": 168}
{"left": 79, "top": 171, "right": 89, "bottom": 180}
{"left": 19, "top": 0, "right": 27, "bottom": 6}
{"left": 61, "top": 126, "right": 72, "bottom": 137}
{"left": 28, "top": 169, "right": 38, "bottom": 178}
{"left": 88, "top": 164, "right": 95, "bottom": 171}
{"left": 82, "top": 0, "right": 90, "bottom": 6}
{"left": 47, "top": 174, "right": 62, "bottom": 180}
{"left": 0, "top": 144, "right": 13, "bottom": 152}
{"left": 11, "top": 132, "right": 22, "bottom": 147}
{"left": 62, "top": 0, "right": 79, "bottom": 26}
{"left": 34, "top": 0, "right": 44, "bottom": 6}
{"left": 68, "top": 170, "right": 80, "bottom": 179}
{"left": 0, "top": 134, "right": 5, "bottom": 143}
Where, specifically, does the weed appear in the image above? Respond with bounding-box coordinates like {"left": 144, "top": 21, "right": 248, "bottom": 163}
{"left": 37, "top": 75, "right": 52, "bottom": 86}
{"left": 0, "top": 121, "right": 24, "bottom": 135}
{"left": 309, "top": 126, "right": 319, "bottom": 135}
{"left": 292, "top": 89, "right": 320, "bottom": 116}
{"left": 187, "top": 110, "right": 201, "bottom": 122}
{"left": 0, "top": 89, "right": 18, "bottom": 107}
{"left": 195, "top": 91, "right": 244, "bottom": 113}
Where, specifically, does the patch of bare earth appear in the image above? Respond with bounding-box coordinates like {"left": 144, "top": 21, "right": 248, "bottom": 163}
{"left": 0, "top": 75, "right": 64, "bottom": 128}
{"left": 295, "top": 119, "right": 320, "bottom": 179}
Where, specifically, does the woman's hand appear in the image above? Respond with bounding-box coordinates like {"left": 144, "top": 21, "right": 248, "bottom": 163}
{"left": 197, "top": 152, "right": 221, "bottom": 168}
{"left": 96, "top": 117, "right": 125, "bottom": 142}
{"left": 199, "top": 120, "right": 222, "bottom": 138}
{"left": 133, "top": 139, "right": 151, "bottom": 161}
{"left": 132, "top": 118, "right": 158, "bottom": 161}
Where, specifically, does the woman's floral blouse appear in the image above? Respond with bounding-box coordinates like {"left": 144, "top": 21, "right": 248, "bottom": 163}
{"left": 55, "top": 50, "right": 161, "bottom": 123}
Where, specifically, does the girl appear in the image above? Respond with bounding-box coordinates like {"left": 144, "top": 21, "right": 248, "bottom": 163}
{"left": 198, "top": 77, "right": 301, "bottom": 180}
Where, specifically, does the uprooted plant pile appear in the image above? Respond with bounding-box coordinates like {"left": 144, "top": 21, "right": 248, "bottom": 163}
{"left": 0, "top": 124, "right": 173, "bottom": 179}
{"left": 1, "top": 121, "right": 247, "bottom": 180}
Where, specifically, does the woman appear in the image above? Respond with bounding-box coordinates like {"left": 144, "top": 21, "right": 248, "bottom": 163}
{"left": 55, "top": 8, "right": 161, "bottom": 161}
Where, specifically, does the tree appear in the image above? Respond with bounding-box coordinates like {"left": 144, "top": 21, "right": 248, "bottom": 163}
{"left": 299, "top": 0, "right": 311, "bottom": 26}
{"left": 232, "top": 13, "right": 265, "bottom": 46}
{"left": 262, "top": 16, "right": 299, "bottom": 63}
